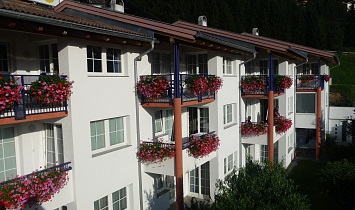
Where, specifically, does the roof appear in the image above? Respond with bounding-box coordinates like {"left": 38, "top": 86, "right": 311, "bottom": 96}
{"left": 0, "top": 0, "right": 153, "bottom": 42}
{"left": 54, "top": 0, "right": 197, "bottom": 42}
{"left": 173, "top": 21, "right": 339, "bottom": 63}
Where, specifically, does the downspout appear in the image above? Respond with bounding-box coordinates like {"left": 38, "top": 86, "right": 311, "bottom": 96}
{"left": 238, "top": 51, "right": 257, "bottom": 167}
{"left": 134, "top": 40, "right": 155, "bottom": 210}
{"left": 293, "top": 58, "right": 308, "bottom": 157}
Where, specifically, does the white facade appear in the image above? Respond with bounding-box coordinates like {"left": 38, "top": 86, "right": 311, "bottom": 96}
{"left": 329, "top": 106, "right": 355, "bottom": 143}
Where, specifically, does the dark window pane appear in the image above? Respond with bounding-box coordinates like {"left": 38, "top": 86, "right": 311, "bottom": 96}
{"left": 107, "top": 48, "right": 113, "bottom": 60}
{"left": 87, "top": 60, "right": 93, "bottom": 72}
{"left": 87, "top": 46, "right": 93, "bottom": 58}
{"left": 107, "top": 61, "right": 113, "bottom": 73}
{"left": 94, "top": 60, "right": 102, "bottom": 72}
{"left": 93, "top": 46, "right": 101, "bottom": 59}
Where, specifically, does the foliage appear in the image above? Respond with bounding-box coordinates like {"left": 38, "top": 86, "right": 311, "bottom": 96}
{"left": 136, "top": 75, "right": 169, "bottom": 100}
{"left": 329, "top": 84, "right": 355, "bottom": 107}
{"left": 0, "top": 164, "right": 69, "bottom": 210}
{"left": 241, "top": 75, "right": 266, "bottom": 93}
{"left": 274, "top": 75, "right": 292, "bottom": 91}
{"left": 319, "top": 160, "right": 355, "bottom": 209}
{"left": 187, "top": 134, "right": 220, "bottom": 158}
{"left": 29, "top": 75, "right": 73, "bottom": 105}
{"left": 210, "top": 160, "right": 310, "bottom": 210}
{"left": 322, "top": 138, "right": 355, "bottom": 162}
{"left": 240, "top": 122, "right": 268, "bottom": 136}
{"left": 206, "top": 75, "right": 223, "bottom": 93}
{"left": 274, "top": 116, "right": 293, "bottom": 134}
{"left": 185, "top": 75, "right": 222, "bottom": 97}
{"left": 136, "top": 141, "right": 175, "bottom": 163}
{"left": 0, "top": 74, "right": 22, "bottom": 112}
{"left": 321, "top": 74, "right": 330, "bottom": 82}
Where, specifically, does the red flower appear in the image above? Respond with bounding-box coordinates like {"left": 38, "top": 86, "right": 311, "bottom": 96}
{"left": 137, "top": 140, "right": 175, "bottom": 163}
{"left": 187, "top": 134, "right": 220, "bottom": 158}
{"left": 275, "top": 116, "right": 292, "bottom": 134}
{"left": 275, "top": 75, "right": 293, "bottom": 91}
{"left": 136, "top": 75, "right": 169, "bottom": 100}
{"left": 241, "top": 76, "right": 266, "bottom": 93}
{"left": 321, "top": 74, "right": 330, "bottom": 82}
{"left": 0, "top": 75, "right": 22, "bottom": 112}
{"left": 241, "top": 122, "right": 268, "bottom": 136}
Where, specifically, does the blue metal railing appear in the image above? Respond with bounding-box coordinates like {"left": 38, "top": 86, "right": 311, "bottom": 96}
{"left": 296, "top": 75, "right": 323, "bottom": 90}
{"left": 241, "top": 75, "right": 269, "bottom": 95}
{"left": 0, "top": 161, "right": 72, "bottom": 186}
{"left": 137, "top": 74, "right": 215, "bottom": 105}
{"left": 0, "top": 74, "right": 68, "bottom": 120}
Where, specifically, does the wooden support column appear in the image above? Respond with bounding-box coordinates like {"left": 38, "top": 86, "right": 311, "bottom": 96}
{"left": 173, "top": 43, "right": 184, "bottom": 210}
{"left": 268, "top": 53, "right": 274, "bottom": 163}
{"left": 316, "top": 86, "right": 321, "bottom": 160}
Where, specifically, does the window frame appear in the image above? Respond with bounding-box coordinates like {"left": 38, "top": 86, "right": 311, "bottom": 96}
{"left": 44, "top": 123, "right": 64, "bottom": 166}
{"left": 0, "top": 43, "right": 9, "bottom": 72}
{"left": 39, "top": 43, "right": 59, "bottom": 74}
{"left": 186, "top": 53, "right": 208, "bottom": 74}
{"left": 154, "top": 174, "right": 175, "bottom": 199}
{"left": 223, "top": 57, "right": 233, "bottom": 75}
{"left": 189, "top": 162, "right": 210, "bottom": 197}
{"left": 260, "top": 145, "right": 268, "bottom": 163}
{"left": 188, "top": 107, "right": 209, "bottom": 134}
{"left": 93, "top": 186, "right": 129, "bottom": 210}
{"left": 258, "top": 59, "right": 279, "bottom": 75}
{"left": 223, "top": 151, "right": 238, "bottom": 175}
{"left": 151, "top": 52, "right": 172, "bottom": 74}
{"left": 0, "top": 126, "right": 17, "bottom": 182}
{"left": 223, "top": 103, "right": 236, "bottom": 127}
{"left": 296, "top": 93, "right": 316, "bottom": 114}
{"left": 154, "top": 109, "right": 174, "bottom": 141}
{"left": 87, "top": 45, "right": 124, "bottom": 76}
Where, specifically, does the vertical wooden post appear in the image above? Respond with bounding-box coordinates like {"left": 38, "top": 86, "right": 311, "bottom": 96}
{"left": 268, "top": 53, "right": 274, "bottom": 163}
{"left": 316, "top": 86, "right": 321, "bottom": 160}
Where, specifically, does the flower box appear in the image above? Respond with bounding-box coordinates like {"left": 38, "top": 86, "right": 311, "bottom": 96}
{"left": 136, "top": 75, "right": 169, "bottom": 100}
{"left": 275, "top": 116, "right": 292, "bottom": 134}
{"left": 187, "top": 133, "right": 220, "bottom": 158}
{"left": 137, "top": 141, "right": 175, "bottom": 163}
{"left": 241, "top": 76, "right": 266, "bottom": 93}
{"left": 0, "top": 163, "right": 70, "bottom": 210}
{"left": 275, "top": 75, "right": 293, "bottom": 91}
{"left": 0, "top": 74, "right": 22, "bottom": 113}
{"left": 241, "top": 122, "right": 268, "bottom": 136}
{"left": 185, "top": 75, "right": 222, "bottom": 97}
{"left": 29, "top": 75, "right": 73, "bottom": 105}
{"left": 321, "top": 74, "right": 330, "bottom": 82}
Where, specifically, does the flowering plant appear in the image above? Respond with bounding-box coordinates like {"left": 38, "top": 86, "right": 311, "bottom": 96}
{"left": 136, "top": 75, "right": 169, "bottom": 100}
{"left": 274, "top": 116, "right": 292, "bottom": 134}
{"left": 137, "top": 140, "right": 175, "bottom": 163}
{"left": 29, "top": 75, "right": 73, "bottom": 105}
{"left": 274, "top": 75, "right": 293, "bottom": 91}
{"left": 207, "top": 75, "right": 223, "bottom": 93}
{"left": 241, "top": 76, "right": 266, "bottom": 93}
{"left": 185, "top": 75, "right": 208, "bottom": 96}
{"left": 241, "top": 122, "right": 268, "bottom": 136}
{"left": 187, "top": 133, "right": 220, "bottom": 158}
{"left": 321, "top": 74, "right": 330, "bottom": 82}
{"left": 0, "top": 74, "right": 22, "bottom": 113}
{"left": 299, "top": 75, "right": 315, "bottom": 81}
{"left": 0, "top": 164, "right": 69, "bottom": 210}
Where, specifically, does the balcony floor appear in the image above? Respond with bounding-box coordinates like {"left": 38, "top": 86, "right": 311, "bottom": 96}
{"left": 141, "top": 98, "right": 215, "bottom": 108}
{"left": 241, "top": 92, "right": 284, "bottom": 99}
{"left": 0, "top": 112, "right": 68, "bottom": 125}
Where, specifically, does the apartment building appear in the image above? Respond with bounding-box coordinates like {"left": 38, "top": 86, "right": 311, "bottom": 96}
{"left": 0, "top": 0, "right": 338, "bottom": 210}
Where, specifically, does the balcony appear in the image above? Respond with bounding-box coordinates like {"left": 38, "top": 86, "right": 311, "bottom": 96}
{"left": 241, "top": 75, "right": 292, "bottom": 98}
{"left": 0, "top": 74, "right": 72, "bottom": 125}
{"left": 0, "top": 162, "right": 72, "bottom": 210}
{"left": 136, "top": 74, "right": 221, "bottom": 108}
{"left": 137, "top": 132, "right": 219, "bottom": 176}
{"left": 296, "top": 75, "right": 326, "bottom": 91}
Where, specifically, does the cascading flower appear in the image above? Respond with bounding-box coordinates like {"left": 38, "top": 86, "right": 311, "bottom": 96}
{"left": 207, "top": 75, "right": 223, "bottom": 93}
{"left": 241, "top": 75, "right": 266, "bottom": 93}
{"left": 187, "top": 133, "right": 220, "bottom": 158}
{"left": 275, "top": 116, "right": 292, "bottom": 134}
{"left": 321, "top": 74, "right": 330, "bottom": 82}
{"left": 241, "top": 122, "right": 268, "bottom": 136}
{"left": 0, "top": 74, "right": 22, "bottom": 113}
{"left": 29, "top": 75, "right": 73, "bottom": 105}
{"left": 136, "top": 75, "right": 169, "bottom": 100}
{"left": 275, "top": 75, "right": 293, "bottom": 91}
{"left": 0, "top": 164, "right": 70, "bottom": 210}
{"left": 137, "top": 140, "right": 175, "bottom": 163}
{"left": 185, "top": 75, "right": 209, "bottom": 96}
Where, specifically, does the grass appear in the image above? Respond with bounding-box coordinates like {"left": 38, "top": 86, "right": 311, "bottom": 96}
{"left": 288, "top": 160, "right": 340, "bottom": 210}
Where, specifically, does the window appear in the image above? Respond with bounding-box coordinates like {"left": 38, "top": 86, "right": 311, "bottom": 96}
{"left": 259, "top": 59, "right": 278, "bottom": 75}
{"left": 152, "top": 52, "right": 172, "bottom": 74}
{"left": 296, "top": 93, "right": 316, "bottom": 113}
{"left": 45, "top": 124, "right": 64, "bottom": 165}
{"left": 155, "top": 175, "right": 175, "bottom": 199}
{"left": 245, "top": 144, "right": 253, "bottom": 160}
{"left": 274, "top": 142, "right": 278, "bottom": 164}
{"left": 288, "top": 134, "right": 294, "bottom": 153}
{"left": 0, "top": 44, "right": 9, "bottom": 72}
{"left": 107, "top": 48, "right": 122, "bottom": 73}
{"left": 189, "top": 162, "right": 210, "bottom": 196}
{"left": 224, "top": 151, "right": 238, "bottom": 175}
{"left": 223, "top": 103, "right": 235, "bottom": 126}
{"left": 188, "top": 107, "right": 209, "bottom": 134}
{"left": 223, "top": 57, "right": 232, "bottom": 75}
{"left": 90, "top": 117, "right": 127, "bottom": 152}
{"left": 94, "top": 186, "right": 129, "bottom": 210}
{"left": 245, "top": 61, "right": 255, "bottom": 75}
{"left": 87, "top": 46, "right": 123, "bottom": 74}
{"left": 260, "top": 145, "right": 268, "bottom": 163}
{"left": 0, "top": 127, "right": 16, "bottom": 182}
{"left": 288, "top": 97, "right": 294, "bottom": 115}
{"left": 112, "top": 187, "right": 127, "bottom": 210}
{"left": 154, "top": 110, "right": 173, "bottom": 140}
{"left": 39, "top": 44, "right": 59, "bottom": 73}
{"left": 186, "top": 54, "right": 208, "bottom": 74}
{"left": 302, "top": 63, "right": 318, "bottom": 75}
{"left": 94, "top": 196, "right": 108, "bottom": 210}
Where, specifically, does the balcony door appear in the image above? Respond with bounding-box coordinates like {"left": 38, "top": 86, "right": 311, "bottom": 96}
{"left": 186, "top": 54, "right": 208, "bottom": 75}
{"left": 188, "top": 107, "right": 209, "bottom": 135}
{"left": 259, "top": 59, "right": 279, "bottom": 75}
{"left": 45, "top": 124, "right": 64, "bottom": 165}
{"left": 151, "top": 52, "right": 172, "bottom": 75}
{"left": 189, "top": 161, "right": 210, "bottom": 198}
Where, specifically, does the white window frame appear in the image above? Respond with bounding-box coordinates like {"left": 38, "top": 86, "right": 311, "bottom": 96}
{"left": 44, "top": 123, "right": 64, "bottom": 166}
{"left": 258, "top": 59, "right": 279, "bottom": 75}
{"left": 223, "top": 103, "right": 236, "bottom": 127}
{"left": 296, "top": 93, "right": 316, "bottom": 114}
{"left": 189, "top": 162, "right": 210, "bottom": 198}
{"left": 288, "top": 96, "right": 294, "bottom": 115}
{"left": 154, "top": 109, "right": 174, "bottom": 141}
{"left": 155, "top": 174, "right": 175, "bottom": 199}
{"left": 301, "top": 63, "right": 318, "bottom": 75}
{"left": 260, "top": 145, "right": 268, "bottom": 163}
{"left": 223, "top": 57, "right": 233, "bottom": 75}
{"left": 90, "top": 116, "right": 128, "bottom": 154}
{"left": 87, "top": 45, "right": 124, "bottom": 76}
{"left": 93, "top": 185, "right": 130, "bottom": 210}
{"left": 223, "top": 151, "right": 238, "bottom": 175}
{"left": 39, "top": 43, "right": 59, "bottom": 74}
{"left": 151, "top": 52, "right": 172, "bottom": 74}
{"left": 186, "top": 53, "right": 208, "bottom": 74}
{"left": 188, "top": 107, "right": 209, "bottom": 134}
{"left": 0, "top": 126, "right": 17, "bottom": 182}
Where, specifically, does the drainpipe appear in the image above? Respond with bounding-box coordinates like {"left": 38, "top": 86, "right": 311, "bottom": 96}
{"left": 134, "top": 40, "right": 155, "bottom": 210}
{"left": 267, "top": 53, "right": 274, "bottom": 164}
{"left": 293, "top": 58, "right": 308, "bottom": 157}
{"left": 238, "top": 52, "right": 256, "bottom": 167}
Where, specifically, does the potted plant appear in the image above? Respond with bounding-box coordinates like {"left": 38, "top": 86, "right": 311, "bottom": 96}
{"left": 136, "top": 75, "right": 169, "bottom": 100}
{"left": 241, "top": 76, "right": 266, "bottom": 93}
{"left": 185, "top": 75, "right": 208, "bottom": 96}
{"left": 137, "top": 140, "right": 175, "bottom": 163}
{"left": 321, "top": 74, "right": 330, "bottom": 82}
{"left": 274, "top": 75, "right": 293, "bottom": 91}
{"left": 275, "top": 116, "right": 292, "bottom": 134}
{"left": 241, "top": 122, "right": 268, "bottom": 136}
{"left": 207, "top": 75, "right": 223, "bottom": 93}
{"left": 29, "top": 75, "right": 73, "bottom": 105}
{"left": 187, "top": 133, "right": 220, "bottom": 158}
{"left": 0, "top": 74, "right": 22, "bottom": 113}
